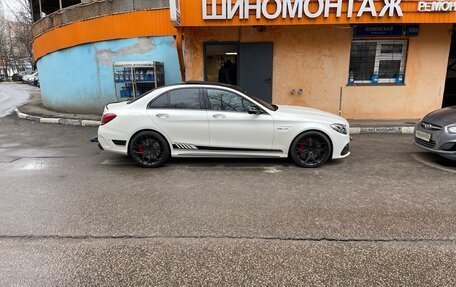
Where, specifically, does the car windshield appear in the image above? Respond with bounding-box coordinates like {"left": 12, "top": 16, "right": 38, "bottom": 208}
{"left": 231, "top": 86, "right": 278, "bottom": 111}
{"left": 250, "top": 96, "right": 278, "bottom": 111}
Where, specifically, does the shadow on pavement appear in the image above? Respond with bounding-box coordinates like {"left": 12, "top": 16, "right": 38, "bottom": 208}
{"left": 411, "top": 152, "right": 456, "bottom": 173}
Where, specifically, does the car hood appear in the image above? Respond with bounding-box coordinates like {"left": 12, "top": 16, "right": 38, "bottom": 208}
{"left": 422, "top": 105, "right": 456, "bottom": 126}
{"left": 275, "top": 105, "right": 348, "bottom": 125}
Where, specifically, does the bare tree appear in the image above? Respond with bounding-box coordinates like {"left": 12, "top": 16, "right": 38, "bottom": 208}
{"left": 0, "top": 7, "right": 11, "bottom": 77}
{"left": 0, "top": 0, "right": 34, "bottom": 77}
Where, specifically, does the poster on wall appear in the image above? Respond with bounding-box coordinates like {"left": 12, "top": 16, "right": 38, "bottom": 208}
{"left": 170, "top": 0, "right": 181, "bottom": 26}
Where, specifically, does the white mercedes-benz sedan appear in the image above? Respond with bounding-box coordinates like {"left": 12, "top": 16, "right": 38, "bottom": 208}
{"left": 97, "top": 82, "right": 350, "bottom": 168}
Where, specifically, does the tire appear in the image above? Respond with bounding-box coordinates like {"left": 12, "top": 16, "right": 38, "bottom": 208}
{"left": 290, "top": 131, "right": 332, "bottom": 168}
{"left": 129, "top": 131, "right": 170, "bottom": 168}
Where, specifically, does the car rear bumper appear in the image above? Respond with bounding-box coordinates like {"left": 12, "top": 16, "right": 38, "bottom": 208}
{"left": 97, "top": 132, "right": 128, "bottom": 155}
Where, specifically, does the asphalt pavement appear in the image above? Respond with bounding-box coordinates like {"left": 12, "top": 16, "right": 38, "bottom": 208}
{"left": 0, "top": 82, "right": 37, "bottom": 117}
{"left": 0, "top": 112, "right": 456, "bottom": 286}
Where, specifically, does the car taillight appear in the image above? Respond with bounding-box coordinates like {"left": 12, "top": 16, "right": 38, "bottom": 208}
{"left": 101, "top": 113, "right": 117, "bottom": 125}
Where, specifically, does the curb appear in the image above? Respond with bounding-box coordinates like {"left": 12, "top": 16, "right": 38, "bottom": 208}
{"left": 349, "top": 126, "right": 414, "bottom": 134}
{"left": 14, "top": 108, "right": 415, "bottom": 134}
{"left": 15, "top": 108, "right": 101, "bottom": 127}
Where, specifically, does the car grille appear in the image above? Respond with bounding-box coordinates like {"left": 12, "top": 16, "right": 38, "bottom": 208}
{"left": 112, "top": 140, "right": 127, "bottom": 146}
{"left": 440, "top": 142, "right": 456, "bottom": 151}
{"left": 420, "top": 122, "right": 442, "bottom": 131}
{"left": 415, "top": 137, "right": 436, "bottom": 149}
{"left": 341, "top": 143, "right": 350, "bottom": 156}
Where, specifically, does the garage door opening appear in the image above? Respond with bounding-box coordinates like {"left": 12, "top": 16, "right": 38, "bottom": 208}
{"left": 443, "top": 28, "right": 456, "bottom": 108}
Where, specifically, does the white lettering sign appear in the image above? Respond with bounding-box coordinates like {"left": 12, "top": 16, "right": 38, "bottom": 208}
{"left": 418, "top": 1, "right": 456, "bottom": 12}
{"left": 202, "top": 0, "right": 404, "bottom": 20}
{"left": 380, "top": 0, "right": 403, "bottom": 16}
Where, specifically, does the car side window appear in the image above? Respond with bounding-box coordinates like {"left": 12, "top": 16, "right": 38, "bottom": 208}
{"left": 169, "top": 88, "right": 202, "bottom": 109}
{"left": 148, "top": 93, "right": 169, "bottom": 109}
{"left": 207, "top": 89, "right": 253, "bottom": 112}
{"left": 148, "top": 88, "right": 202, "bottom": 110}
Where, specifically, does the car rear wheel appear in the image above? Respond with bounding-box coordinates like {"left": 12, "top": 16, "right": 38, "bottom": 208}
{"left": 290, "top": 131, "right": 332, "bottom": 168}
{"left": 129, "top": 131, "right": 169, "bottom": 168}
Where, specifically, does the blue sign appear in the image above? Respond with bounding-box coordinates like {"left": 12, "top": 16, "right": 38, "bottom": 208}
{"left": 354, "top": 25, "right": 404, "bottom": 37}
{"left": 406, "top": 25, "right": 419, "bottom": 37}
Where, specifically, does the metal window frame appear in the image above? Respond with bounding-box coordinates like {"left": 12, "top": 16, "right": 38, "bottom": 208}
{"left": 350, "top": 39, "right": 408, "bottom": 85}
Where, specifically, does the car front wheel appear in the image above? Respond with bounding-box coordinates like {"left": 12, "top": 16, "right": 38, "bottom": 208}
{"left": 129, "top": 131, "right": 170, "bottom": 168}
{"left": 290, "top": 131, "right": 332, "bottom": 168}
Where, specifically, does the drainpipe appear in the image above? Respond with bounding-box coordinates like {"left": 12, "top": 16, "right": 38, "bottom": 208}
{"left": 176, "top": 27, "right": 186, "bottom": 82}
{"left": 59, "top": 0, "right": 63, "bottom": 10}
{"left": 38, "top": 0, "right": 42, "bottom": 17}
{"left": 30, "top": 0, "right": 36, "bottom": 21}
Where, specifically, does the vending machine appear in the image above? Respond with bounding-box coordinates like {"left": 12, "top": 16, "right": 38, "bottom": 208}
{"left": 113, "top": 61, "right": 165, "bottom": 100}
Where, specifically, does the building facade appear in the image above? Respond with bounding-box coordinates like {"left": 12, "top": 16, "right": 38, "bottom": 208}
{"left": 31, "top": 0, "right": 181, "bottom": 114}
{"left": 31, "top": 0, "right": 456, "bottom": 118}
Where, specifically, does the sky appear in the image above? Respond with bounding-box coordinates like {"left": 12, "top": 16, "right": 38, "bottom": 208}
{"left": 1, "top": 0, "right": 26, "bottom": 20}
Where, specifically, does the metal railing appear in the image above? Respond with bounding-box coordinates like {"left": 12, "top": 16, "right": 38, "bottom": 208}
{"left": 32, "top": 0, "right": 169, "bottom": 39}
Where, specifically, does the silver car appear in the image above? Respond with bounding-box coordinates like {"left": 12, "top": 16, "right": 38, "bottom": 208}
{"left": 413, "top": 106, "right": 456, "bottom": 160}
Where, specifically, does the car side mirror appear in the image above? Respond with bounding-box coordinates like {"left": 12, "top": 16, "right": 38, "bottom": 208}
{"left": 248, "top": 105, "right": 261, "bottom": 115}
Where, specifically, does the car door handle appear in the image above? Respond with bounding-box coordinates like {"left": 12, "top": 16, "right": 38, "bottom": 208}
{"left": 212, "top": 114, "right": 226, "bottom": 119}
{"left": 156, "top": 114, "right": 169, "bottom": 119}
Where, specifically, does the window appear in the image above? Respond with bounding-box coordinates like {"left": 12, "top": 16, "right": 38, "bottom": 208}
{"left": 348, "top": 40, "right": 408, "bottom": 85}
{"left": 149, "top": 88, "right": 203, "bottom": 109}
{"left": 148, "top": 93, "right": 168, "bottom": 109}
{"left": 169, "top": 89, "right": 202, "bottom": 109}
{"left": 207, "top": 89, "right": 254, "bottom": 112}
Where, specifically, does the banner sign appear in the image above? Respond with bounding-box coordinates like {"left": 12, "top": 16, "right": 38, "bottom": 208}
{"left": 406, "top": 24, "right": 419, "bottom": 36}
{"left": 202, "top": 0, "right": 404, "bottom": 20}
{"left": 354, "top": 25, "right": 404, "bottom": 37}
{"left": 353, "top": 24, "right": 420, "bottom": 37}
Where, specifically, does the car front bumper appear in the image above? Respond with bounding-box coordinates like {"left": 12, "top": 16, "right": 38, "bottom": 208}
{"left": 413, "top": 122, "right": 456, "bottom": 161}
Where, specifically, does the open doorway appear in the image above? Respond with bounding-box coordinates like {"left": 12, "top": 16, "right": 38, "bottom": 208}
{"left": 203, "top": 42, "right": 273, "bottom": 103}
{"left": 204, "top": 43, "right": 238, "bottom": 85}
{"left": 443, "top": 28, "right": 456, "bottom": 107}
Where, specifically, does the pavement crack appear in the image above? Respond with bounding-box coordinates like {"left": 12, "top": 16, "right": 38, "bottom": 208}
{"left": 0, "top": 235, "right": 454, "bottom": 243}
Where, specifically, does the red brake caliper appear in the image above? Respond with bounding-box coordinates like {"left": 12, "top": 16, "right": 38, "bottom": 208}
{"left": 298, "top": 139, "right": 307, "bottom": 156}
{"left": 137, "top": 146, "right": 145, "bottom": 154}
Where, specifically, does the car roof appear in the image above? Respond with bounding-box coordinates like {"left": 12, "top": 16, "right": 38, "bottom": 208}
{"left": 155, "top": 81, "right": 245, "bottom": 94}
{"left": 184, "top": 81, "right": 240, "bottom": 89}
{"left": 156, "top": 81, "right": 238, "bottom": 89}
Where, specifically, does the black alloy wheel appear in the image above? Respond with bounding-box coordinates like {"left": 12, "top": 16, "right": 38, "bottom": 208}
{"left": 129, "top": 131, "right": 169, "bottom": 168}
{"left": 290, "top": 131, "right": 332, "bottom": 168}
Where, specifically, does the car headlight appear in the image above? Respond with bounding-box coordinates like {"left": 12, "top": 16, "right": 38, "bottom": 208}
{"left": 448, "top": 125, "right": 456, "bottom": 134}
{"left": 331, "top": 124, "right": 347, "bottom": 135}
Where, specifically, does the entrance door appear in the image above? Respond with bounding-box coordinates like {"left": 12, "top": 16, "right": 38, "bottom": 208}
{"left": 204, "top": 43, "right": 238, "bottom": 85}
{"left": 239, "top": 42, "right": 273, "bottom": 103}
{"left": 443, "top": 31, "right": 456, "bottom": 107}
